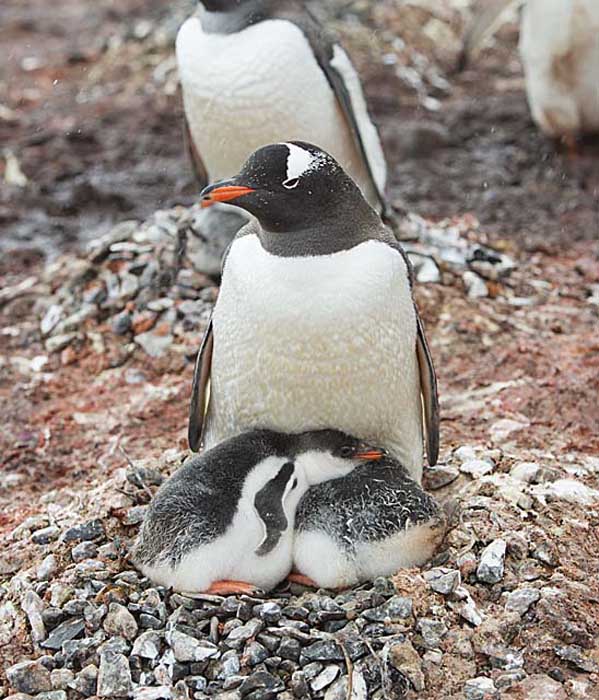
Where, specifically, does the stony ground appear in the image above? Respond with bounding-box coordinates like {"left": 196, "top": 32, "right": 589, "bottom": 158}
{"left": 1, "top": 1, "right": 599, "bottom": 699}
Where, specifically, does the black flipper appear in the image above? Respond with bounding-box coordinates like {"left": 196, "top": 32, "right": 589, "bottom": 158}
{"left": 183, "top": 114, "right": 209, "bottom": 189}
{"left": 188, "top": 317, "right": 214, "bottom": 452}
{"left": 415, "top": 311, "right": 439, "bottom": 466}
{"left": 254, "top": 462, "right": 295, "bottom": 556}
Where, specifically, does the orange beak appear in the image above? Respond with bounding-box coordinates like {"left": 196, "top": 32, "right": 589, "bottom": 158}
{"left": 354, "top": 446, "right": 387, "bottom": 461}
{"left": 201, "top": 185, "right": 255, "bottom": 208}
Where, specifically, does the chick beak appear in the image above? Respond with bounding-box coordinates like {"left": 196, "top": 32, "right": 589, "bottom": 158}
{"left": 200, "top": 180, "right": 255, "bottom": 208}
{"left": 354, "top": 443, "right": 387, "bottom": 461}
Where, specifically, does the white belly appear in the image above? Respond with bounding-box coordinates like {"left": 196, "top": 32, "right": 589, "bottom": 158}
{"left": 520, "top": 0, "right": 599, "bottom": 136}
{"left": 206, "top": 235, "right": 424, "bottom": 480}
{"left": 176, "top": 16, "right": 386, "bottom": 209}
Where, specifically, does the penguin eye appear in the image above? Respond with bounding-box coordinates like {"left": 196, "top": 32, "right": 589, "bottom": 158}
{"left": 338, "top": 446, "right": 355, "bottom": 459}
{"left": 283, "top": 177, "right": 299, "bottom": 190}
{"left": 291, "top": 478, "right": 298, "bottom": 490}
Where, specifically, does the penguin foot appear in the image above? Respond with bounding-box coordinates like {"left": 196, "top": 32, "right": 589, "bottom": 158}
{"left": 206, "top": 580, "right": 257, "bottom": 595}
{"left": 287, "top": 573, "right": 319, "bottom": 588}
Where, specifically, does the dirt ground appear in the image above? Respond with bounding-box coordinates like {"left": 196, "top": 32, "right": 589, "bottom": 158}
{"left": 1, "top": 0, "right": 599, "bottom": 697}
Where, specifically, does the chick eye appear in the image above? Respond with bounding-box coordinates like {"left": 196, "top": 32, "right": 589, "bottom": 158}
{"left": 283, "top": 177, "right": 299, "bottom": 189}
{"left": 291, "top": 478, "right": 298, "bottom": 490}
{"left": 339, "top": 446, "right": 354, "bottom": 459}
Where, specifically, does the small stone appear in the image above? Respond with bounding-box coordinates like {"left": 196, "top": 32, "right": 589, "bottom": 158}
{"left": 460, "top": 459, "right": 494, "bottom": 478}
{"left": 244, "top": 641, "right": 269, "bottom": 666}
{"left": 40, "top": 618, "right": 85, "bottom": 650}
{"left": 425, "top": 465, "right": 460, "bottom": 490}
{"left": 423, "top": 567, "right": 461, "bottom": 595}
{"left": 132, "top": 630, "right": 162, "bottom": 659}
{"left": 301, "top": 638, "right": 365, "bottom": 664}
{"left": 310, "top": 665, "right": 340, "bottom": 692}
{"left": 385, "top": 639, "right": 425, "bottom": 692}
{"left": 555, "top": 645, "right": 599, "bottom": 673}
{"left": 97, "top": 651, "right": 132, "bottom": 697}
{"left": 36, "top": 691, "right": 67, "bottom": 700}
{"left": 32, "top": 526, "right": 61, "bottom": 544}
{"left": 22, "top": 589, "right": 46, "bottom": 641}
{"left": 253, "top": 602, "right": 281, "bottom": 624}
{"left": 37, "top": 554, "right": 58, "bottom": 582}
{"left": 477, "top": 539, "right": 507, "bottom": 584}
{"left": 121, "top": 505, "right": 147, "bottom": 526}
{"left": 215, "top": 649, "right": 241, "bottom": 680}
{"left": 463, "top": 271, "right": 488, "bottom": 298}
{"left": 70, "top": 665, "right": 98, "bottom": 697}
{"left": 506, "top": 674, "right": 567, "bottom": 700}
{"left": 50, "top": 669, "right": 74, "bottom": 690}
{"left": 41, "top": 305, "right": 63, "bottom": 335}
{"left": 134, "top": 687, "right": 173, "bottom": 700}
{"left": 290, "top": 671, "right": 310, "bottom": 698}
{"left": 103, "top": 602, "right": 138, "bottom": 640}
{"left": 7, "top": 660, "right": 52, "bottom": 694}
{"left": 167, "top": 629, "right": 220, "bottom": 662}
{"left": 510, "top": 462, "right": 541, "bottom": 483}
{"left": 278, "top": 637, "right": 301, "bottom": 661}
{"left": 238, "top": 670, "right": 284, "bottom": 696}
{"left": 45, "top": 333, "right": 77, "bottom": 353}
{"left": 324, "top": 670, "right": 367, "bottom": 700}
{"left": 71, "top": 541, "right": 98, "bottom": 562}
{"left": 62, "top": 519, "right": 105, "bottom": 543}
{"left": 464, "top": 676, "right": 497, "bottom": 699}
{"left": 362, "top": 595, "right": 412, "bottom": 622}
{"left": 224, "top": 619, "right": 263, "bottom": 649}
{"left": 134, "top": 331, "right": 173, "bottom": 358}
{"left": 416, "top": 618, "right": 448, "bottom": 649}
{"left": 505, "top": 588, "right": 540, "bottom": 615}
{"left": 111, "top": 311, "right": 132, "bottom": 335}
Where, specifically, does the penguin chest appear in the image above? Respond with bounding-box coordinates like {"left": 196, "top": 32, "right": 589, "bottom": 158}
{"left": 209, "top": 236, "right": 423, "bottom": 472}
{"left": 175, "top": 17, "right": 380, "bottom": 197}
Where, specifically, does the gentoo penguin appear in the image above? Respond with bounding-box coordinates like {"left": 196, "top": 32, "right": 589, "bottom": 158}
{"left": 460, "top": 0, "right": 599, "bottom": 140}
{"left": 176, "top": 0, "right": 392, "bottom": 270}
{"left": 132, "top": 428, "right": 386, "bottom": 594}
{"left": 188, "top": 142, "right": 439, "bottom": 484}
{"left": 292, "top": 456, "right": 446, "bottom": 589}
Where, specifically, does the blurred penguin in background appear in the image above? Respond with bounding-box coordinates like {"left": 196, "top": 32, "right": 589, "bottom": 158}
{"left": 176, "top": 0, "right": 392, "bottom": 274}
{"left": 461, "top": 0, "right": 599, "bottom": 146}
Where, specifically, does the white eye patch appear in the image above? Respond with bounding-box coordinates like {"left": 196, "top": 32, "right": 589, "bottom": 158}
{"left": 283, "top": 142, "right": 314, "bottom": 180}
{"left": 282, "top": 177, "right": 299, "bottom": 189}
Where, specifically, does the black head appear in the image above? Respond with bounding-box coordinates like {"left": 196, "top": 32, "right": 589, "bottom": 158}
{"left": 296, "top": 429, "right": 387, "bottom": 462}
{"left": 200, "top": 0, "right": 248, "bottom": 12}
{"left": 200, "top": 141, "right": 373, "bottom": 234}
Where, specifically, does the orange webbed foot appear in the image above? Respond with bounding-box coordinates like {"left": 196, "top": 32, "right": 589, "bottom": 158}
{"left": 205, "top": 580, "right": 258, "bottom": 595}
{"left": 287, "top": 573, "right": 319, "bottom": 587}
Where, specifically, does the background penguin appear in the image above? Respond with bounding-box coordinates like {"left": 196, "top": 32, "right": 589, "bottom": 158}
{"left": 189, "top": 141, "right": 439, "bottom": 484}
{"left": 460, "top": 0, "right": 599, "bottom": 142}
{"left": 292, "top": 456, "right": 446, "bottom": 590}
{"left": 132, "top": 428, "right": 385, "bottom": 595}
{"left": 176, "top": 0, "right": 392, "bottom": 271}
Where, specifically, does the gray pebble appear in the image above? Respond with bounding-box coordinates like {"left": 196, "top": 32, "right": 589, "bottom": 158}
{"left": 310, "top": 665, "right": 340, "bottom": 692}
{"left": 103, "top": 602, "right": 138, "bottom": 640}
{"left": 416, "top": 618, "right": 448, "bottom": 649}
{"left": 167, "top": 629, "right": 220, "bottom": 663}
{"left": 278, "top": 637, "right": 301, "bottom": 661}
{"left": 505, "top": 588, "right": 541, "bottom": 615}
{"left": 50, "top": 668, "right": 74, "bottom": 690}
{"left": 132, "top": 630, "right": 162, "bottom": 659}
{"left": 463, "top": 676, "right": 497, "bottom": 699}
{"left": 32, "top": 526, "right": 61, "bottom": 545}
{"left": 6, "top": 660, "right": 52, "bottom": 694}
{"left": 477, "top": 540, "right": 507, "bottom": 584}
{"left": 244, "top": 641, "right": 269, "bottom": 666}
{"left": 72, "top": 541, "right": 99, "bottom": 562}
{"left": 224, "top": 619, "right": 263, "bottom": 649}
{"left": 423, "top": 568, "right": 461, "bottom": 595}
{"left": 22, "top": 589, "right": 47, "bottom": 641}
{"left": 252, "top": 602, "right": 281, "bottom": 624}
{"left": 41, "top": 618, "right": 85, "bottom": 651}
{"left": 62, "top": 519, "right": 105, "bottom": 543}
{"left": 97, "top": 651, "right": 132, "bottom": 697}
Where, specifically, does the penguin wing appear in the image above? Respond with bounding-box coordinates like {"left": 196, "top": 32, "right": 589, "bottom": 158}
{"left": 415, "top": 311, "right": 439, "bottom": 466}
{"left": 188, "top": 316, "right": 214, "bottom": 452}
{"left": 292, "top": 9, "right": 388, "bottom": 214}
{"left": 183, "top": 114, "right": 210, "bottom": 189}
{"left": 254, "top": 461, "right": 295, "bottom": 556}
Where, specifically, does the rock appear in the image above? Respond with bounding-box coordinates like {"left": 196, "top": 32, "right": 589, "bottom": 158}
{"left": 460, "top": 459, "right": 494, "bottom": 478}
{"left": 97, "top": 651, "right": 132, "bottom": 697}
{"left": 121, "top": 505, "right": 147, "bottom": 525}
{"left": 464, "top": 676, "right": 497, "bottom": 699}
{"left": 425, "top": 465, "right": 460, "bottom": 490}
{"left": 505, "top": 674, "right": 566, "bottom": 700}
{"left": 32, "top": 526, "right": 61, "bottom": 544}
{"left": 224, "top": 619, "right": 263, "bottom": 649}
{"left": 477, "top": 539, "right": 507, "bottom": 584}
{"left": 423, "top": 567, "right": 461, "bottom": 595}
{"left": 71, "top": 541, "right": 98, "bottom": 562}
{"left": 167, "top": 629, "right": 220, "bottom": 662}
{"left": 103, "top": 603, "right": 138, "bottom": 640}
{"left": 505, "top": 588, "right": 540, "bottom": 615}
{"left": 40, "top": 616, "right": 86, "bottom": 650}
{"left": 244, "top": 641, "right": 269, "bottom": 666}
{"left": 70, "top": 664, "right": 98, "bottom": 697}
{"left": 22, "top": 589, "right": 46, "bottom": 641}
{"left": 134, "top": 331, "right": 173, "bottom": 358}
{"left": 510, "top": 462, "right": 541, "bottom": 483}
{"left": 537, "top": 479, "right": 599, "bottom": 505}
{"left": 278, "top": 637, "right": 301, "bottom": 661}
{"left": 416, "top": 618, "right": 448, "bottom": 649}
{"left": 111, "top": 311, "right": 132, "bottom": 335}
{"left": 62, "top": 519, "right": 105, "bottom": 543}
{"left": 132, "top": 630, "right": 162, "bottom": 659}
{"left": 215, "top": 649, "right": 241, "bottom": 680}
{"left": 37, "top": 554, "right": 58, "bottom": 582}
{"left": 41, "top": 305, "right": 63, "bottom": 335}
{"left": 385, "top": 639, "right": 425, "bottom": 692}
{"left": 324, "top": 670, "right": 367, "bottom": 700}
{"left": 362, "top": 595, "right": 412, "bottom": 621}
{"left": 555, "top": 645, "right": 599, "bottom": 673}
{"left": 50, "top": 669, "right": 74, "bottom": 690}
{"left": 310, "top": 665, "right": 340, "bottom": 692}
{"left": 36, "top": 692, "right": 67, "bottom": 700}
{"left": 238, "top": 670, "right": 284, "bottom": 696}
{"left": 7, "top": 660, "right": 52, "bottom": 694}
{"left": 253, "top": 602, "right": 281, "bottom": 624}
{"left": 410, "top": 254, "right": 441, "bottom": 283}
{"left": 463, "top": 271, "right": 488, "bottom": 298}
{"left": 301, "top": 638, "right": 365, "bottom": 663}
{"left": 133, "top": 687, "right": 172, "bottom": 700}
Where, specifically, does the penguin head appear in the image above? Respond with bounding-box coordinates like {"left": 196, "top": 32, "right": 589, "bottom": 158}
{"left": 200, "top": 0, "right": 248, "bottom": 12}
{"left": 200, "top": 142, "right": 369, "bottom": 232}
{"left": 293, "top": 430, "right": 387, "bottom": 486}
